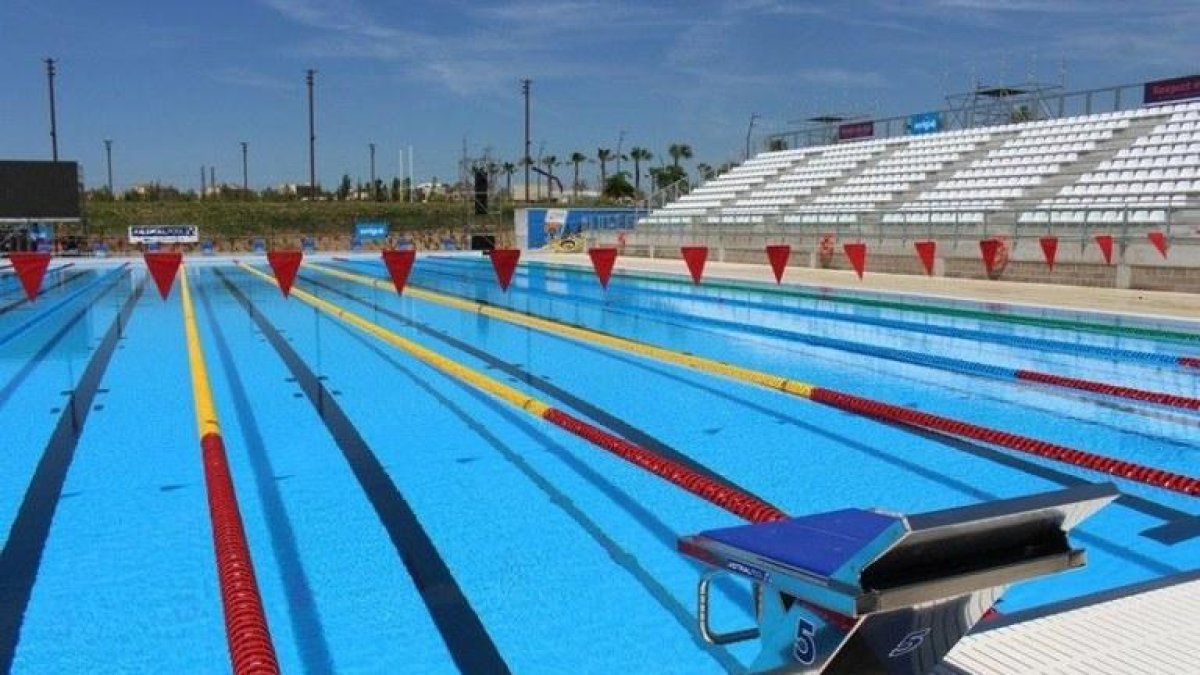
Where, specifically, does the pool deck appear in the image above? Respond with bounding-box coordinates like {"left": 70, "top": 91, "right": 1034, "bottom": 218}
{"left": 524, "top": 252, "right": 1199, "bottom": 322}
{"left": 529, "top": 251, "right": 1199, "bottom": 674}
{"left": 940, "top": 574, "right": 1200, "bottom": 674}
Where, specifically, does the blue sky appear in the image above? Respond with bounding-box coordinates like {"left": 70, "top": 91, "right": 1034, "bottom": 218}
{"left": 1, "top": 0, "right": 1196, "bottom": 192}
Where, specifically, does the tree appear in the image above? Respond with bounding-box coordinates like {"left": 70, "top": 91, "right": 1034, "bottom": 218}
{"left": 568, "top": 152, "right": 588, "bottom": 201}
{"left": 336, "top": 174, "right": 352, "bottom": 201}
{"left": 628, "top": 147, "right": 652, "bottom": 197}
{"left": 596, "top": 148, "right": 615, "bottom": 187}
{"left": 391, "top": 177, "right": 402, "bottom": 201}
{"left": 501, "top": 162, "right": 516, "bottom": 198}
{"left": 652, "top": 164, "right": 687, "bottom": 190}
{"left": 667, "top": 143, "right": 693, "bottom": 168}
{"left": 767, "top": 137, "right": 788, "bottom": 152}
{"left": 602, "top": 171, "right": 635, "bottom": 201}
{"left": 696, "top": 163, "right": 714, "bottom": 182}
{"left": 541, "top": 155, "right": 558, "bottom": 199}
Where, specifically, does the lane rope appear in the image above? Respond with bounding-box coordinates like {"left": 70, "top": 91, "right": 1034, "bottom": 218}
{"left": 239, "top": 262, "right": 787, "bottom": 524}
{"left": 308, "top": 262, "right": 1200, "bottom": 497}
{"left": 180, "top": 265, "right": 280, "bottom": 674}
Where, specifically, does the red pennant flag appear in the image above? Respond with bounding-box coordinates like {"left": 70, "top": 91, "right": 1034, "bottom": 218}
{"left": 9, "top": 252, "right": 51, "bottom": 302}
{"left": 587, "top": 247, "right": 618, "bottom": 289}
{"left": 489, "top": 248, "right": 521, "bottom": 291}
{"left": 979, "top": 238, "right": 1002, "bottom": 276}
{"left": 765, "top": 244, "right": 791, "bottom": 283}
{"left": 1094, "top": 234, "right": 1114, "bottom": 265}
{"left": 1039, "top": 236, "right": 1059, "bottom": 271}
{"left": 144, "top": 252, "right": 183, "bottom": 300}
{"left": 1147, "top": 231, "right": 1169, "bottom": 259}
{"left": 843, "top": 242, "right": 867, "bottom": 279}
{"left": 913, "top": 240, "right": 936, "bottom": 276}
{"left": 381, "top": 249, "right": 416, "bottom": 295}
{"left": 680, "top": 246, "right": 709, "bottom": 285}
{"left": 267, "top": 250, "right": 303, "bottom": 297}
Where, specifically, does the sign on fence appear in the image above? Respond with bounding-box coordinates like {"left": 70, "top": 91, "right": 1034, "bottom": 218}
{"left": 128, "top": 225, "right": 198, "bottom": 244}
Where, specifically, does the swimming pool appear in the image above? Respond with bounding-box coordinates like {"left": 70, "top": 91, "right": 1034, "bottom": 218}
{"left": 1, "top": 254, "right": 1197, "bottom": 673}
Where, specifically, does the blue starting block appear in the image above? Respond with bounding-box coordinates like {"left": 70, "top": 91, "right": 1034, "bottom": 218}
{"left": 678, "top": 483, "right": 1118, "bottom": 674}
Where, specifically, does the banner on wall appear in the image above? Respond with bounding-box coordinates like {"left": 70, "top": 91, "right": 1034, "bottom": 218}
{"left": 1144, "top": 74, "right": 1200, "bottom": 105}
{"left": 127, "top": 225, "right": 199, "bottom": 244}
{"left": 907, "top": 112, "right": 942, "bottom": 135}
{"left": 837, "top": 121, "right": 874, "bottom": 141}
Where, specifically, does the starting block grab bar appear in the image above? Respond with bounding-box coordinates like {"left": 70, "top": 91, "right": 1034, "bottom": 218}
{"left": 678, "top": 483, "right": 1118, "bottom": 674}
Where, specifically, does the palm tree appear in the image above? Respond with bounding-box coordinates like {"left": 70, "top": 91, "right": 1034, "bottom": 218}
{"left": 569, "top": 152, "right": 588, "bottom": 201}
{"left": 541, "top": 155, "right": 558, "bottom": 199}
{"left": 502, "top": 162, "right": 516, "bottom": 198}
{"left": 628, "top": 147, "right": 652, "bottom": 196}
{"left": 667, "top": 143, "right": 693, "bottom": 168}
{"left": 597, "top": 148, "right": 615, "bottom": 187}
{"left": 696, "top": 162, "right": 714, "bottom": 182}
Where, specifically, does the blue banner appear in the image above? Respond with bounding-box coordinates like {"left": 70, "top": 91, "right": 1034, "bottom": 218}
{"left": 907, "top": 112, "right": 942, "bottom": 135}
{"left": 525, "top": 208, "right": 641, "bottom": 249}
{"left": 355, "top": 221, "right": 389, "bottom": 241}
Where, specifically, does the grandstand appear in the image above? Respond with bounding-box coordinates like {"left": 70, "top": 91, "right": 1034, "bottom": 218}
{"left": 615, "top": 91, "right": 1200, "bottom": 291}
{"left": 641, "top": 102, "right": 1199, "bottom": 227}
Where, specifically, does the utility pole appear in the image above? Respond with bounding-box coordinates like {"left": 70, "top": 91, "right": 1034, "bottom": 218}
{"left": 306, "top": 68, "right": 316, "bottom": 198}
{"left": 240, "top": 141, "right": 249, "bottom": 193}
{"left": 368, "top": 142, "right": 376, "bottom": 196}
{"left": 210, "top": 167, "right": 216, "bottom": 197}
{"left": 104, "top": 139, "right": 113, "bottom": 195}
{"left": 745, "top": 113, "right": 760, "bottom": 161}
{"left": 45, "top": 58, "right": 59, "bottom": 161}
{"left": 521, "top": 78, "right": 531, "bottom": 203}
{"left": 201, "top": 165, "right": 207, "bottom": 199}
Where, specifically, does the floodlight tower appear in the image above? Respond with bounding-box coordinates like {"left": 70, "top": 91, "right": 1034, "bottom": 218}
{"left": 307, "top": 68, "right": 317, "bottom": 197}
{"left": 522, "top": 78, "right": 531, "bottom": 202}
{"left": 45, "top": 58, "right": 59, "bottom": 161}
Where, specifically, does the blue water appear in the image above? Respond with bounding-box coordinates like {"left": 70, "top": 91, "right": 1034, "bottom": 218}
{"left": 1, "top": 256, "right": 1197, "bottom": 673}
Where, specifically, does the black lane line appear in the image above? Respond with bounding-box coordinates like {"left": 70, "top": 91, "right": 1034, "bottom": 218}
{"left": 0, "top": 274, "right": 144, "bottom": 672}
{"left": 320, "top": 315, "right": 746, "bottom": 673}
{"left": 195, "top": 278, "right": 335, "bottom": 673}
{"left": 0, "top": 271, "right": 127, "bottom": 410}
{"left": 299, "top": 272, "right": 773, "bottom": 506}
{"left": 216, "top": 269, "right": 510, "bottom": 675}
{"left": 0, "top": 269, "right": 90, "bottom": 316}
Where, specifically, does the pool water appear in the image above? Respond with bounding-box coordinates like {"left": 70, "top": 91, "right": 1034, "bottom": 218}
{"left": 1, "top": 255, "right": 1197, "bottom": 673}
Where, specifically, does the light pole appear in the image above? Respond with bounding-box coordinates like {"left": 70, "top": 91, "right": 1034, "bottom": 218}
{"left": 45, "top": 58, "right": 59, "bottom": 161}
{"left": 369, "top": 142, "right": 376, "bottom": 197}
{"left": 521, "top": 78, "right": 531, "bottom": 202}
{"left": 745, "top": 113, "right": 760, "bottom": 161}
{"left": 306, "top": 68, "right": 316, "bottom": 198}
{"left": 104, "top": 139, "right": 113, "bottom": 195}
{"left": 240, "top": 141, "right": 248, "bottom": 193}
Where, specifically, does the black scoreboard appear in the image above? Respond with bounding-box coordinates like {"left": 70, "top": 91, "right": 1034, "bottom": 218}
{"left": 0, "top": 161, "right": 81, "bottom": 219}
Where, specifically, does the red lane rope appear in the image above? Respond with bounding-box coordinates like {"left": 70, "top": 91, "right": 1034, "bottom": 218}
{"left": 808, "top": 388, "right": 1200, "bottom": 497}
{"left": 201, "top": 433, "right": 280, "bottom": 675}
{"left": 1181, "top": 357, "right": 1200, "bottom": 369}
{"left": 1016, "top": 370, "right": 1200, "bottom": 411}
{"left": 542, "top": 408, "right": 788, "bottom": 524}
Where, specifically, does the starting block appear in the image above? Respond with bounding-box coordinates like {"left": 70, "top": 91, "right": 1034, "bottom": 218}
{"left": 678, "top": 483, "right": 1118, "bottom": 674}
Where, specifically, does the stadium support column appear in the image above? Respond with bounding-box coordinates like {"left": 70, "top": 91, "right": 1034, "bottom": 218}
{"left": 104, "top": 139, "right": 113, "bottom": 195}
{"left": 307, "top": 68, "right": 317, "bottom": 198}
{"left": 45, "top": 58, "right": 59, "bottom": 161}
{"left": 522, "top": 78, "right": 531, "bottom": 203}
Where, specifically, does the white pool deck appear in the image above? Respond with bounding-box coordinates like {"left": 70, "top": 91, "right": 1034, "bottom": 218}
{"left": 527, "top": 251, "right": 1199, "bottom": 674}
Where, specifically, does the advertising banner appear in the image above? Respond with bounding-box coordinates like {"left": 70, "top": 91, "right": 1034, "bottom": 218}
{"left": 837, "top": 121, "right": 874, "bottom": 141}
{"left": 1144, "top": 75, "right": 1200, "bottom": 105}
{"left": 907, "top": 112, "right": 942, "bottom": 135}
{"left": 127, "top": 225, "right": 199, "bottom": 244}
{"left": 354, "top": 221, "right": 389, "bottom": 241}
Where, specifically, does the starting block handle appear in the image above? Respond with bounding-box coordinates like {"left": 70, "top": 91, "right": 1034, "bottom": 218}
{"left": 698, "top": 571, "right": 760, "bottom": 646}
